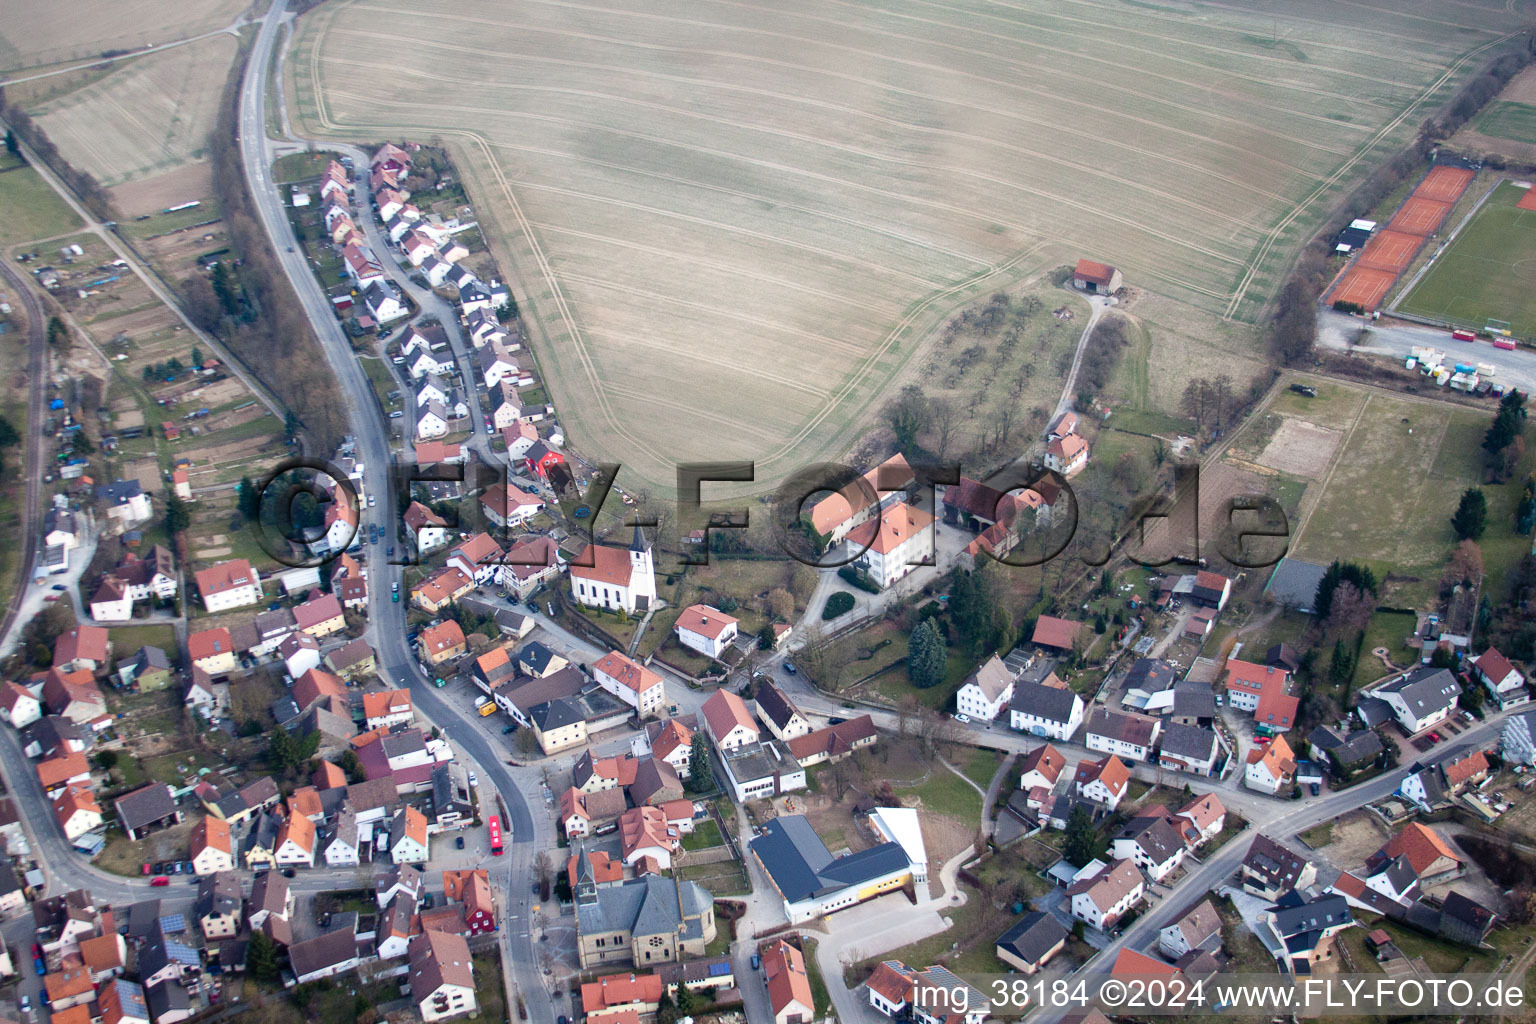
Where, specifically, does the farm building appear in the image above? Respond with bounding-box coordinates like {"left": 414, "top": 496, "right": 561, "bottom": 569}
{"left": 1073, "top": 259, "right": 1122, "bottom": 294}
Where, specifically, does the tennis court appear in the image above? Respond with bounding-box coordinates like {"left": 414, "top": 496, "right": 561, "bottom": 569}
{"left": 1517, "top": 186, "right": 1536, "bottom": 212}
{"left": 1417, "top": 166, "right": 1476, "bottom": 204}
{"left": 1389, "top": 196, "right": 1453, "bottom": 236}
{"left": 1357, "top": 229, "right": 1422, "bottom": 273}
{"left": 1331, "top": 266, "right": 1398, "bottom": 310}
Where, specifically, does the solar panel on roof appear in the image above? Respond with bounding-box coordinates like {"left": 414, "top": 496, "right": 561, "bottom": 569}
{"left": 708, "top": 961, "right": 731, "bottom": 976}
{"left": 159, "top": 914, "right": 186, "bottom": 933}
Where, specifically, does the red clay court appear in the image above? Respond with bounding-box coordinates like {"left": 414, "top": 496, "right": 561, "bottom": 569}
{"left": 1518, "top": 187, "right": 1536, "bottom": 212}
{"left": 1389, "top": 196, "right": 1453, "bottom": 236}
{"left": 1331, "top": 266, "right": 1397, "bottom": 310}
{"left": 1416, "top": 165, "right": 1475, "bottom": 204}
{"left": 1356, "top": 229, "right": 1421, "bottom": 273}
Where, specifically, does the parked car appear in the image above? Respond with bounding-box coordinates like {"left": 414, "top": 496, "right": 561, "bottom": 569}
{"left": 468, "top": 772, "right": 478, "bottom": 787}
{"left": 281, "top": 868, "right": 296, "bottom": 878}
{"left": 953, "top": 713, "right": 971, "bottom": 724}
{"left": 1310, "top": 783, "right": 1321, "bottom": 796}
{"left": 502, "top": 724, "right": 517, "bottom": 735}
{"left": 456, "top": 836, "right": 466, "bottom": 850}
{"left": 783, "top": 662, "right": 797, "bottom": 675}
{"left": 141, "top": 863, "right": 151, "bottom": 875}
{"left": 49, "top": 584, "right": 66, "bottom": 592}
{"left": 150, "top": 876, "right": 169, "bottom": 887}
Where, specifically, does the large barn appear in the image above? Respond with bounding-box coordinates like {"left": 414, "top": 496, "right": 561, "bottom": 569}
{"left": 1073, "top": 259, "right": 1123, "bottom": 294}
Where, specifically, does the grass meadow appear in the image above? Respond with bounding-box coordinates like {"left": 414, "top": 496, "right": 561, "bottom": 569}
{"left": 1399, "top": 180, "right": 1536, "bottom": 338}
{"left": 284, "top": 0, "right": 1525, "bottom": 494}
{"left": 1475, "top": 101, "right": 1536, "bottom": 145}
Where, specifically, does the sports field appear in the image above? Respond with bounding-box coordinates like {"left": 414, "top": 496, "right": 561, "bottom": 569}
{"left": 30, "top": 34, "right": 237, "bottom": 187}
{"left": 288, "top": 0, "right": 1524, "bottom": 492}
{"left": 0, "top": 0, "right": 245, "bottom": 73}
{"left": 1398, "top": 181, "right": 1536, "bottom": 337}
{"left": 1476, "top": 102, "right": 1536, "bottom": 145}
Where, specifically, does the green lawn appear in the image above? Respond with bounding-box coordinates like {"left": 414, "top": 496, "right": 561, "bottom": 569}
{"left": 904, "top": 750, "right": 998, "bottom": 828}
{"left": 0, "top": 163, "right": 83, "bottom": 245}
{"left": 1299, "top": 822, "right": 1333, "bottom": 848}
{"left": 1399, "top": 181, "right": 1536, "bottom": 338}
{"left": 959, "top": 746, "right": 1005, "bottom": 793}
{"left": 1349, "top": 610, "right": 1418, "bottom": 691}
{"left": 106, "top": 623, "right": 179, "bottom": 657}
{"left": 681, "top": 819, "right": 724, "bottom": 851}
{"left": 801, "top": 939, "right": 832, "bottom": 1018}
{"left": 272, "top": 151, "right": 341, "bottom": 183}
{"left": 1476, "top": 101, "right": 1536, "bottom": 145}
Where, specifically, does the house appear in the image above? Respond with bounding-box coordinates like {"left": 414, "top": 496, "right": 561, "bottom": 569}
{"left": 96, "top": 979, "right": 149, "bottom": 1024}
{"left": 674, "top": 604, "right": 740, "bottom": 659}
{"left": 0, "top": 682, "right": 42, "bottom": 728}
{"left": 90, "top": 577, "right": 133, "bottom": 621}
{"left": 1159, "top": 899, "right": 1221, "bottom": 960}
{"left": 405, "top": 349, "right": 454, "bottom": 382}
{"left": 1018, "top": 743, "right": 1067, "bottom": 793}
{"left": 721, "top": 739, "right": 806, "bottom": 802}
{"left": 1074, "top": 755, "right": 1130, "bottom": 810}
{"left": 275, "top": 815, "right": 317, "bottom": 868}
{"left": 756, "top": 680, "right": 811, "bottom": 741}
{"left": 701, "top": 689, "right": 759, "bottom": 751}
{"left": 54, "top": 624, "right": 111, "bottom": 673}
{"left": 524, "top": 440, "right": 565, "bottom": 479}
{"left": 784, "top": 716, "right": 878, "bottom": 768}
{"left": 1158, "top": 723, "right": 1221, "bottom": 776}
{"left": 416, "top": 402, "right": 450, "bottom": 441}
{"left": 1009, "top": 679, "right": 1084, "bottom": 740}
{"left": 96, "top": 479, "right": 153, "bottom": 529}
{"left": 184, "top": 669, "right": 226, "bottom": 720}
{"left": 994, "top": 911, "right": 1068, "bottom": 974}
{"left": 1111, "top": 811, "right": 1188, "bottom": 881}
{"left": 1309, "top": 725, "right": 1386, "bottom": 774}
{"left": 477, "top": 343, "right": 522, "bottom": 389}
{"left": 363, "top": 689, "right": 414, "bottom": 730}
{"left": 1442, "top": 749, "right": 1491, "bottom": 793}
{"left": 1241, "top": 835, "right": 1316, "bottom": 899}
{"left": 391, "top": 806, "right": 431, "bottom": 864}
{"left": 1474, "top": 648, "right": 1526, "bottom": 703}
{"left": 195, "top": 559, "right": 262, "bottom": 612}
{"left": 195, "top": 872, "right": 243, "bottom": 940}
{"left": 580, "top": 972, "right": 663, "bottom": 1024}
{"left": 559, "top": 787, "right": 628, "bottom": 839}
{"left": 569, "top": 528, "right": 657, "bottom": 614}
{"left": 1365, "top": 667, "right": 1461, "bottom": 735}
{"left": 189, "top": 817, "right": 235, "bottom": 875}
{"left": 1044, "top": 433, "right": 1090, "bottom": 476}
{"left": 1175, "top": 793, "right": 1227, "bottom": 848}
{"left": 364, "top": 280, "right": 408, "bottom": 323}
{"left": 761, "top": 939, "right": 815, "bottom": 1024}
{"left": 1368, "top": 822, "right": 1463, "bottom": 883}
{"left": 807, "top": 454, "right": 916, "bottom": 543}
{"left": 1031, "top": 615, "right": 1083, "bottom": 653}
{"left": 36, "top": 750, "right": 91, "bottom": 799}
{"left": 44, "top": 508, "right": 80, "bottom": 551}
{"left": 403, "top": 501, "right": 451, "bottom": 555}
{"left": 1073, "top": 258, "right": 1122, "bottom": 294}
{"left": 442, "top": 869, "right": 497, "bottom": 934}
{"left": 865, "top": 960, "right": 917, "bottom": 1019}
{"left": 480, "top": 482, "right": 545, "bottom": 529}
{"left": 956, "top": 654, "right": 1015, "bottom": 722}
{"left": 406, "top": 930, "right": 477, "bottom": 1021}
{"left": 573, "top": 871, "right": 717, "bottom": 969}
{"left": 750, "top": 814, "right": 916, "bottom": 924}
{"left": 288, "top": 928, "right": 361, "bottom": 984}
{"left": 1440, "top": 889, "right": 1498, "bottom": 946}
{"left": 418, "top": 619, "right": 468, "bottom": 666}
{"left": 844, "top": 502, "right": 935, "bottom": 590}
{"left": 502, "top": 419, "right": 540, "bottom": 460}
{"left": 42, "top": 668, "right": 107, "bottom": 723}
{"left": 323, "top": 811, "right": 361, "bottom": 867}
{"left": 52, "top": 785, "right": 103, "bottom": 841}
{"left": 79, "top": 932, "right": 126, "bottom": 983}
{"left": 293, "top": 591, "right": 346, "bottom": 639}
{"left": 1245, "top": 734, "right": 1296, "bottom": 794}
{"left": 446, "top": 533, "right": 504, "bottom": 586}
{"left": 1084, "top": 707, "right": 1161, "bottom": 762}
{"left": 118, "top": 646, "right": 172, "bottom": 692}
{"left": 619, "top": 806, "right": 681, "bottom": 869}
{"left": 1262, "top": 891, "right": 1354, "bottom": 973}
{"left": 592, "top": 651, "right": 666, "bottom": 717}
{"left": 1067, "top": 859, "right": 1145, "bottom": 931}
{"left": 1224, "top": 659, "right": 1294, "bottom": 726}
{"left": 115, "top": 784, "right": 182, "bottom": 841}
{"left": 635, "top": 716, "right": 697, "bottom": 778}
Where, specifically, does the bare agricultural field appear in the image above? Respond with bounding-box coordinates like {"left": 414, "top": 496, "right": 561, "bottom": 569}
{"left": 31, "top": 34, "right": 238, "bottom": 186}
{"left": 1254, "top": 417, "right": 1342, "bottom": 478}
{"left": 287, "top": 0, "right": 1522, "bottom": 494}
{"left": 0, "top": 0, "right": 246, "bottom": 73}
{"left": 110, "top": 162, "right": 216, "bottom": 218}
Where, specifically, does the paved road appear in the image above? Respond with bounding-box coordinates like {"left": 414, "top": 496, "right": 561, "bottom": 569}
{"left": 1317, "top": 308, "right": 1536, "bottom": 394}
{"left": 238, "top": 5, "right": 553, "bottom": 1018}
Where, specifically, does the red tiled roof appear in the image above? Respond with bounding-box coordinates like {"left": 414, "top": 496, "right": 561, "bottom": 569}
{"left": 1381, "top": 822, "right": 1461, "bottom": 875}
{"left": 675, "top": 604, "right": 738, "bottom": 641}
{"left": 701, "top": 690, "right": 757, "bottom": 742}
{"left": 567, "top": 543, "right": 634, "bottom": 587}
{"left": 1032, "top": 616, "right": 1083, "bottom": 650}
{"left": 1074, "top": 259, "right": 1116, "bottom": 285}
{"left": 188, "top": 627, "right": 235, "bottom": 663}
{"left": 593, "top": 651, "right": 663, "bottom": 694}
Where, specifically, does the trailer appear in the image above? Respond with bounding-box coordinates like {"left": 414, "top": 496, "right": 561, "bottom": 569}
{"left": 1494, "top": 339, "right": 1518, "bottom": 351}
{"left": 1452, "top": 328, "right": 1477, "bottom": 342}
{"left": 1477, "top": 363, "right": 1497, "bottom": 378}
{"left": 1454, "top": 363, "right": 1476, "bottom": 375}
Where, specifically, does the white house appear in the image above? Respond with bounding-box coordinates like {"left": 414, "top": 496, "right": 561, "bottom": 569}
{"left": 90, "top": 577, "right": 134, "bottom": 622}
{"left": 674, "top": 604, "right": 740, "bottom": 659}
{"left": 479, "top": 344, "right": 520, "bottom": 389}
{"left": 97, "top": 480, "right": 153, "bottom": 529}
{"left": 416, "top": 403, "right": 449, "bottom": 441}
{"left": 956, "top": 654, "right": 1015, "bottom": 722}
{"left": 1158, "top": 900, "right": 1221, "bottom": 961}
{"left": 323, "top": 813, "right": 361, "bottom": 867}
{"left": 1111, "top": 815, "right": 1187, "bottom": 882}
{"left": 1473, "top": 649, "right": 1525, "bottom": 701}
{"left": 364, "top": 281, "right": 409, "bottom": 323}
{"left": 844, "top": 502, "right": 935, "bottom": 590}
{"left": 1244, "top": 734, "right": 1296, "bottom": 795}
{"left": 701, "top": 689, "right": 759, "bottom": 752}
{"left": 417, "top": 375, "right": 451, "bottom": 408}
{"left": 480, "top": 483, "right": 544, "bottom": 530}
{"left": 1067, "top": 859, "right": 1144, "bottom": 931}
{"left": 195, "top": 560, "right": 263, "bottom": 613}
{"left": 1043, "top": 434, "right": 1090, "bottom": 476}
{"left": 406, "top": 349, "right": 454, "bottom": 380}
{"left": 390, "top": 808, "right": 430, "bottom": 864}
{"left": 1074, "top": 755, "right": 1130, "bottom": 811}
{"left": 0, "top": 682, "right": 43, "bottom": 728}
{"left": 1083, "top": 708, "right": 1161, "bottom": 763}
{"left": 1009, "top": 681, "right": 1084, "bottom": 741}
{"left": 591, "top": 651, "right": 666, "bottom": 717}
{"left": 403, "top": 502, "right": 451, "bottom": 554}
{"left": 408, "top": 932, "right": 477, "bottom": 1023}
{"left": 1372, "top": 668, "right": 1461, "bottom": 735}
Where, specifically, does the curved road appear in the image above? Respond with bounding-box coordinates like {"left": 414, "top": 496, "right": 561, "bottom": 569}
{"left": 238, "top": 5, "right": 554, "bottom": 1018}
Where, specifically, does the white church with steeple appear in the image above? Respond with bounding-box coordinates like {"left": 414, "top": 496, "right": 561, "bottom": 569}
{"left": 568, "top": 524, "right": 657, "bottom": 615}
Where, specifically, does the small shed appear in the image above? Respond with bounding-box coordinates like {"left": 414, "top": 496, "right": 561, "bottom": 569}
{"left": 1073, "top": 258, "right": 1123, "bottom": 294}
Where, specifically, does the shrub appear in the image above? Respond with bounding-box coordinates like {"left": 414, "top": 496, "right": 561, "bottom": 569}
{"left": 837, "top": 565, "right": 881, "bottom": 594}
{"left": 822, "top": 592, "right": 855, "bottom": 620}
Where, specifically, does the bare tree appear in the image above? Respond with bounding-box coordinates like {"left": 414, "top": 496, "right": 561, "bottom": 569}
{"left": 1324, "top": 582, "right": 1373, "bottom": 639}
{"left": 932, "top": 398, "right": 958, "bottom": 461}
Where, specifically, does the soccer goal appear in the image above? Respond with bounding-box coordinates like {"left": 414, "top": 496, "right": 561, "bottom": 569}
{"left": 1486, "top": 318, "right": 1513, "bottom": 336}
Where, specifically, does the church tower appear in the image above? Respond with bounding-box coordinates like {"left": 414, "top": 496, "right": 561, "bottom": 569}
{"left": 629, "top": 524, "right": 657, "bottom": 609}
